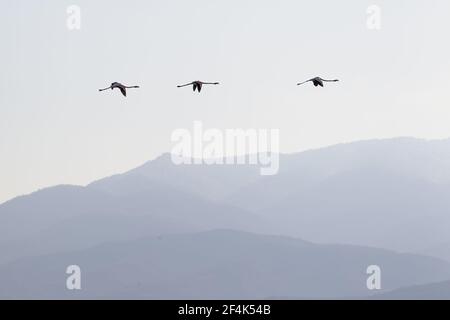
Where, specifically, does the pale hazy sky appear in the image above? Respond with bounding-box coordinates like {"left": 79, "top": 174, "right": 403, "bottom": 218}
{"left": 1, "top": 0, "right": 450, "bottom": 203}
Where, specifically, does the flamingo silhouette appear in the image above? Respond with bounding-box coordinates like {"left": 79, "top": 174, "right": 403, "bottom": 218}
{"left": 177, "top": 81, "right": 219, "bottom": 93}
{"left": 99, "top": 82, "right": 140, "bottom": 97}
{"left": 297, "top": 77, "right": 339, "bottom": 87}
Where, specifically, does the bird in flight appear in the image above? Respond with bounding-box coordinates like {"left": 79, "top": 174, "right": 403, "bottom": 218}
{"left": 177, "top": 81, "right": 219, "bottom": 93}
{"left": 297, "top": 77, "right": 339, "bottom": 87}
{"left": 99, "top": 82, "right": 140, "bottom": 97}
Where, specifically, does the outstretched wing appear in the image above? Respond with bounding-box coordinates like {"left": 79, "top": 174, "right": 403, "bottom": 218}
{"left": 119, "top": 87, "right": 127, "bottom": 97}
{"left": 313, "top": 79, "right": 324, "bottom": 87}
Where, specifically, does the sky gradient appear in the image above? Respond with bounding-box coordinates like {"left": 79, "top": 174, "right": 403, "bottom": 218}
{"left": 1, "top": 0, "right": 450, "bottom": 203}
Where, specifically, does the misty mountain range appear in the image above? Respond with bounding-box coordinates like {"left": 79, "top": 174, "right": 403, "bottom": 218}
{"left": 1, "top": 137, "right": 450, "bottom": 299}
{"left": 2, "top": 230, "right": 450, "bottom": 299}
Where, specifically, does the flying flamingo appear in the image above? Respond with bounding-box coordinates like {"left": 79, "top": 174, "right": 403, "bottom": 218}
{"left": 177, "top": 81, "right": 219, "bottom": 93}
{"left": 297, "top": 77, "right": 339, "bottom": 87}
{"left": 99, "top": 82, "right": 140, "bottom": 97}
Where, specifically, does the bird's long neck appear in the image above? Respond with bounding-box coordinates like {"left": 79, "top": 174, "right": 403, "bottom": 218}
{"left": 125, "top": 86, "right": 139, "bottom": 89}
{"left": 177, "top": 83, "right": 193, "bottom": 88}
